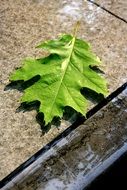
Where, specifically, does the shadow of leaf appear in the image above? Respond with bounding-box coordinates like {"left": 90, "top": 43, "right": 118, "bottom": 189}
{"left": 16, "top": 101, "right": 40, "bottom": 113}
{"left": 81, "top": 87, "right": 104, "bottom": 104}
{"left": 4, "top": 75, "right": 40, "bottom": 92}
{"left": 89, "top": 65, "right": 105, "bottom": 74}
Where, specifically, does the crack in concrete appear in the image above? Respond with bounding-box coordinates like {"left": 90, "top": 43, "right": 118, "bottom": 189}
{"left": 87, "top": 0, "right": 127, "bottom": 23}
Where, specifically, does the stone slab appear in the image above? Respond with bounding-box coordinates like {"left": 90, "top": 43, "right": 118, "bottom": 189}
{"left": 93, "top": 0, "right": 127, "bottom": 21}
{"left": 0, "top": 0, "right": 127, "bottom": 180}
{"left": 2, "top": 86, "right": 127, "bottom": 190}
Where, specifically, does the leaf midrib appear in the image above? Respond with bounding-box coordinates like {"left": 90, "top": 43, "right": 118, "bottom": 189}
{"left": 47, "top": 37, "right": 76, "bottom": 121}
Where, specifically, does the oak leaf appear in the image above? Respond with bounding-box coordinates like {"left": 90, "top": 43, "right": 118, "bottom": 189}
{"left": 10, "top": 34, "right": 108, "bottom": 125}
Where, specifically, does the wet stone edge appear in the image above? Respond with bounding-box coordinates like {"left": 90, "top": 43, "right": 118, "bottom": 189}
{"left": 0, "top": 82, "right": 127, "bottom": 189}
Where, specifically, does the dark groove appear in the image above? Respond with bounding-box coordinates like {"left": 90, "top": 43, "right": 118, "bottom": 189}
{"left": 85, "top": 151, "right": 127, "bottom": 190}
{"left": 0, "top": 82, "right": 127, "bottom": 188}
{"left": 87, "top": 0, "right": 127, "bottom": 24}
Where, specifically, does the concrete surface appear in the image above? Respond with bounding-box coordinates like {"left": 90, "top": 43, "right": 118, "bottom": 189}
{"left": 94, "top": 0, "right": 127, "bottom": 21}
{"left": 0, "top": 0, "right": 127, "bottom": 180}
{"left": 2, "top": 86, "right": 127, "bottom": 190}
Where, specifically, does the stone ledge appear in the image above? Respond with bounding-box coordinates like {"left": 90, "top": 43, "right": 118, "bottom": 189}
{"left": 1, "top": 85, "right": 127, "bottom": 190}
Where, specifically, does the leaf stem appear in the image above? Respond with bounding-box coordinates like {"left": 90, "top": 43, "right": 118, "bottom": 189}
{"left": 73, "top": 21, "right": 80, "bottom": 37}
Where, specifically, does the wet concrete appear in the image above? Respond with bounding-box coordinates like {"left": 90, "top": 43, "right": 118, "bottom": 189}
{"left": 0, "top": 0, "right": 127, "bottom": 180}
{"left": 2, "top": 86, "right": 127, "bottom": 190}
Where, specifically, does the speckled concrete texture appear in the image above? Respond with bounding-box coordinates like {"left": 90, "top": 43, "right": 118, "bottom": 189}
{"left": 0, "top": 0, "right": 127, "bottom": 180}
{"left": 2, "top": 87, "right": 127, "bottom": 190}
{"left": 94, "top": 0, "right": 127, "bottom": 20}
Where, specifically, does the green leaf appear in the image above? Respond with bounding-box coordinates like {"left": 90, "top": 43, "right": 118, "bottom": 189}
{"left": 10, "top": 34, "right": 108, "bottom": 125}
